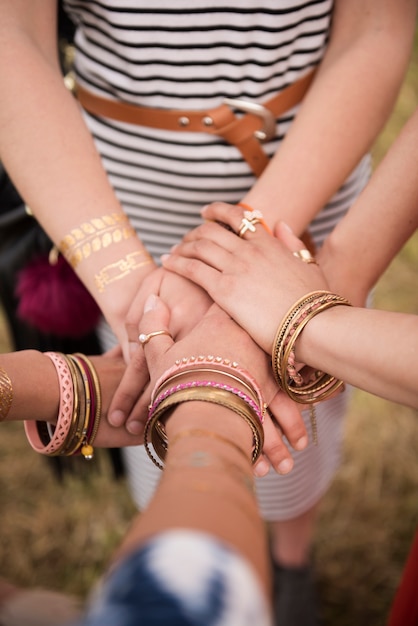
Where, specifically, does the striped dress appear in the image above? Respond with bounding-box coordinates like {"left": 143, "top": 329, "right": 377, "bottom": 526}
{"left": 63, "top": 0, "right": 370, "bottom": 520}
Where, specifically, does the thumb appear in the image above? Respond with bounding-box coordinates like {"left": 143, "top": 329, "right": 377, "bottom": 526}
{"left": 139, "top": 294, "right": 174, "bottom": 360}
{"left": 274, "top": 221, "right": 307, "bottom": 254}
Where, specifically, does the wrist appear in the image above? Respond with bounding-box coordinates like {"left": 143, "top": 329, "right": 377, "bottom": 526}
{"left": 5, "top": 351, "right": 59, "bottom": 423}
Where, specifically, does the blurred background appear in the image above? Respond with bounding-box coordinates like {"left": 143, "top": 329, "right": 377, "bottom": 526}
{"left": 0, "top": 33, "right": 417, "bottom": 626}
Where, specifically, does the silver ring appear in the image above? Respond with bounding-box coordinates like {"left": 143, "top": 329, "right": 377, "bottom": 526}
{"left": 138, "top": 330, "right": 172, "bottom": 345}
{"left": 293, "top": 249, "right": 318, "bottom": 265}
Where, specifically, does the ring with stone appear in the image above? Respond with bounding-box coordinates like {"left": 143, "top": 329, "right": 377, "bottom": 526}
{"left": 138, "top": 330, "right": 172, "bottom": 345}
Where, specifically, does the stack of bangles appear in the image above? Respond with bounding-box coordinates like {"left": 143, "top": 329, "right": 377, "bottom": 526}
{"left": 24, "top": 352, "right": 102, "bottom": 460}
{"left": 271, "top": 290, "right": 351, "bottom": 403}
{"left": 144, "top": 355, "right": 266, "bottom": 470}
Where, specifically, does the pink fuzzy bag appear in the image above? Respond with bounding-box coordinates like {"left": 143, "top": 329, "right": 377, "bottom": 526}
{"left": 16, "top": 249, "right": 101, "bottom": 338}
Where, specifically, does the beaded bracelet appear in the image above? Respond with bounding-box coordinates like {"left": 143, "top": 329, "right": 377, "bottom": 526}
{"left": 271, "top": 291, "right": 351, "bottom": 404}
{"left": 151, "top": 355, "right": 265, "bottom": 417}
{"left": 150, "top": 379, "right": 264, "bottom": 424}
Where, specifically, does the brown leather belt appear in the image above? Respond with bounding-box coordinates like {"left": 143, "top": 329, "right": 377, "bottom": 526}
{"left": 75, "top": 70, "right": 316, "bottom": 252}
{"left": 75, "top": 69, "right": 315, "bottom": 178}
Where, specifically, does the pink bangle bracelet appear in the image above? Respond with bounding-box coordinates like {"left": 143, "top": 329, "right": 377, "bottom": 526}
{"left": 149, "top": 379, "right": 264, "bottom": 424}
{"left": 151, "top": 355, "right": 265, "bottom": 415}
{"left": 24, "top": 352, "right": 74, "bottom": 455}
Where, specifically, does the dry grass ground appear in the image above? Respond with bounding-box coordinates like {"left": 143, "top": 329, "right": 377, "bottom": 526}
{"left": 0, "top": 37, "right": 417, "bottom": 625}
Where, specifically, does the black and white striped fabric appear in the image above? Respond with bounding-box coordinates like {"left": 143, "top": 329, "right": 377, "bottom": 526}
{"left": 63, "top": 0, "right": 371, "bottom": 519}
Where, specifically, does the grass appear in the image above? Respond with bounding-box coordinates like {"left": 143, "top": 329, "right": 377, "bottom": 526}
{"left": 0, "top": 36, "right": 417, "bottom": 624}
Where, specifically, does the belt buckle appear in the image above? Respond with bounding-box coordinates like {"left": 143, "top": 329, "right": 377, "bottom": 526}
{"left": 223, "top": 97, "right": 276, "bottom": 142}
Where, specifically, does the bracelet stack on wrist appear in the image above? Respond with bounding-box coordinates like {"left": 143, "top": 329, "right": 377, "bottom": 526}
{"left": 24, "top": 352, "right": 102, "bottom": 460}
{"left": 272, "top": 291, "right": 351, "bottom": 404}
{"left": 144, "top": 355, "right": 266, "bottom": 470}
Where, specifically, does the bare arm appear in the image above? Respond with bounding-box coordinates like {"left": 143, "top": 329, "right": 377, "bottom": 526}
{"left": 242, "top": 0, "right": 417, "bottom": 233}
{"left": 318, "top": 106, "right": 418, "bottom": 304}
{"left": 0, "top": 0, "right": 156, "bottom": 346}
{"left": 296, "top": 305, "right": 418, "bottom": 409}
{"left": 0, "top": 349, "right": 145, "bottom": 448}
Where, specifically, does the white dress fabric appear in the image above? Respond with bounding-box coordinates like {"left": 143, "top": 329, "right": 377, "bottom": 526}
{"left": 63, "top": 0, "right": 370, "bottom": 520}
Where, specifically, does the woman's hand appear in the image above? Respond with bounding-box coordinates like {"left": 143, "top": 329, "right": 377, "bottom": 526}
{"left": 128, "top": 294, "right": 309, "bottom": 476}
{"left": 109, "top": 268, "right": 213, "bottom": 431}
{"left": 162, "top": 202, "right": 330, "bottom": 353}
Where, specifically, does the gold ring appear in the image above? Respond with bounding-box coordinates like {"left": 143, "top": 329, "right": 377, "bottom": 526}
{"left": 293, "top": 249, "right": 318, "bottom": 265}
{"left": 138, "top": 330, "right": 172, "bottom": 345}
{"left": 238, "top": 209, "right": 264, "bottom": 238}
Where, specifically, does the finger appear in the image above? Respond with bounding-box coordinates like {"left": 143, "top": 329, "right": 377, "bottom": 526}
{"left": 107, "top": 347, "right": 150, "bottom": 427}
{"left": 253, "top": 453, "right": 271, "bottom": 478}
{"left": 275, "top": 221, "right": 311, "bottom": 254}
{"left": 138, "top": 293, "right": 174, "bottom": 363}
{"left": 123, "top": 381, "right": 153, "bottom": 436}
{"left": 125, "top": 269, "right": 164, "bottom": 362}
{"left": 169, "top": 237, "right": 234, "bottom": 272}
{"left": 268, "top": 391, "right": 309, "bottom": 451}
{"left": 261, "top": 411, "right": 295, "bottom": 475}
{"left": 162, "top": 244, "right": 226, "bottom": 293}
{"left": 112, "top": 294, "right": 173, "bottom": 432}
{"left": 180, "top": 219, "right": 244, "bottom": 253}
{"left": 201, "top": 201, "right": 271, "bottom": 240}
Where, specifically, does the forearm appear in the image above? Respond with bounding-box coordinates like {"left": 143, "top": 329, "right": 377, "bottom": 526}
{"left": 296, "top": 306, "right": 418, "bottom": 409}
{"left": 0, "top": 3, "right": 156, "bottom": 336}
{"left": 114, "top": 401, "right": 270, "bottom": 593}
{"left": 319, "top": 107, "right": 418, "bottom": 301}
{"left": 0, "top": 351, "right": 59, "bottom": 423}
{"left": 0, "top": 349, "right": 144, "bottom": 448}
{"left": 243, "top": 0, "right": 417, "bottom": 233}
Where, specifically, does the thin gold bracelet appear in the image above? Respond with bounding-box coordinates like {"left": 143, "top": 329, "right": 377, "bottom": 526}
{"left": 0, "top": 366, "right": 13, "bottom": 422}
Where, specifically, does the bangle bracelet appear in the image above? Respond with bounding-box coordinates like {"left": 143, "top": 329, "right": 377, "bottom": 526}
{"left": 74, "top": 353, "right": 102, "bottom": 457}
{"left": 24, "top": 352, "right": 74, "bottom": 455}
{"left": 24, "top": 352, "right": 102, "bottom": 460}
{"left": 0, "top": 366, "right": 13, "bottom": 422}
{"left": 144, "top": 386, "right": 264, "bottom": 469}
{"left": 271, "top": 291, "right": 351, "bottom": 403}
{"left": 151, "top": 355, "right": 266, "bottom": 417}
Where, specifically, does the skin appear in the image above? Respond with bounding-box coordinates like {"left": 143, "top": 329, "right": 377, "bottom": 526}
{"left": 1, "top": 348, "right": 144, "bottom": 449}
{"left": 0, "top": 0, "right": 416, "bottom": 574}
{"left": 160, "top": 107, "right": 418, "bottom": 407}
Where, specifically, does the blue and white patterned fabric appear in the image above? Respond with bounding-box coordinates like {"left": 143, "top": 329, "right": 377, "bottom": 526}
{"left": 78, "top": 530, "right": 272, "bottom": 626}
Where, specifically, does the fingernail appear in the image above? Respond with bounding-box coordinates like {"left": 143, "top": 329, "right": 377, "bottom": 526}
{"left": 201, "top": 204, "right": 209, "bottom": 214}
{"left": 294, "top": 435, "right": 308, "bottom": 451}
{"left": 277, "top": 458, "right": 293, "bottom": 474}
{"left": 160, "top": 253, "right": 169, "bottom": 263}
{"left": 170, "top": 243, "right": 178, "bottom": 252}
{"left": 253, "top": 458, "right": 270, "bottom": 477}
{"left": 144, "top": 293, "right": 158, "bottom": 313}
{"left": 127, "top": 420, "right": 143, "bottom": 435}
{"left": 109, "top": 409, "right": 125, "bottom": 428}
{"left": 281, "top": 221, "right": 294, "bottom": 233}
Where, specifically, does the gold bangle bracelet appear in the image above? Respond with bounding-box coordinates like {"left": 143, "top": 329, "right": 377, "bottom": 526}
{"left": 74, "top": 354, "right": 102, "bottom": 448}
{"left": 0, "top": 366, "right": 13, "bottom": 422}
{"left": 144, "top": 387, "right": 264, "bottom": 470}
{"left": 60, "top": 354, "right": 86, "bottom": 456}
{"left": 273, "top": 295, "right": 350, "bottom": 403}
